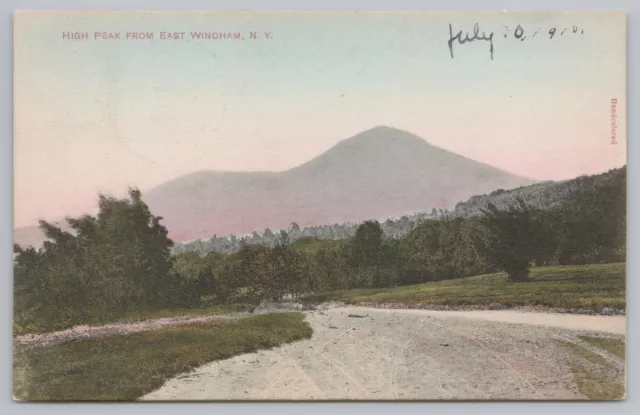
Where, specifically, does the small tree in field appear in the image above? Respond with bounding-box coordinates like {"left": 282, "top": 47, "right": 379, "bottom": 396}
{"left": 351, "top": 220, "right": 383, "bottom": 268}
{"left": 481, "top": 198, "right": 536, "bottom": 282}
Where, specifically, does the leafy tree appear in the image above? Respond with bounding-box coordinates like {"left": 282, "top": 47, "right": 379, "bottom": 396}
{"left": 263, "top": 228, "right": 274, "bottom": 239}
{"left": 481, "top": 198, "right": 536, "bottom": 281}
{"left": 276, "top": 229, "right": 290, "bottom": 247}
{"left": 13, "top": 188, "right": 176, "bottom": 331}
{"left": 232, "top": 244, "right": 273, "bottom": 299}
{"left": 351, "top": 220, "right": 383, "bottom": 268}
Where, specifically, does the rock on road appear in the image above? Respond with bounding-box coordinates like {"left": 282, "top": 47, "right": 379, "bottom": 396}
{"left": 142, "top": 307, "right": 626, "bottom": 401}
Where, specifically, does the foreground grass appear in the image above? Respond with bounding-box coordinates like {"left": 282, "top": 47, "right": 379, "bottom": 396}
{"left": 579, "top": 335, "right": 626, "bottom": 359}
{"left": 304, "top": 263, "right": 625, "bottom": 312}
{"left": 13, "top": 312, "right": 312, "bottom": 401}
{"left": 567, "top": 363, "right": 625, "bottom": 400}
{"left": 554, "top": 338, "right": 625, "bottom": 400}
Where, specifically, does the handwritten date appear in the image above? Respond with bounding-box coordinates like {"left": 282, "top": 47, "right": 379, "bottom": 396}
{"left": 448, "top": 23, "right": 585, "bottom": 60}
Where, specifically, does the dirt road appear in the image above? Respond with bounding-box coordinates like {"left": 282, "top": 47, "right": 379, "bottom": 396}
{"left": 141, "top": 307, "right": 625, "bottom": 400}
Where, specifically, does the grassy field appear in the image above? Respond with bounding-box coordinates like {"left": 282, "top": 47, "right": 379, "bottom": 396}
{"left": 554, "top": 336, "right": 625, "bottom": 400}
{"left": 304, "top": 263, "right": 625, "bottom": 312}
{"left": 13, "top": 312, "right": 312, "bottom": 401}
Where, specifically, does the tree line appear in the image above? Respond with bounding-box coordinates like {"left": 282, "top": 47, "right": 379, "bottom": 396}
{"left": 13, "top": 167, "right": 625, "bottom": 332}
{"left": 171, "top": 211, "right": 442, "bottom": 255}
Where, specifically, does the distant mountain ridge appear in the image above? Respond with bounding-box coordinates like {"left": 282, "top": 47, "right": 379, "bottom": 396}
{"left": 171, "top": 166, "right": 626, "bottom": 255}
{"left": 450, "top": 166, "right": 626, "bottom": 218}
{"left": 15, "top": 126, "right": 535, "bottom": 247}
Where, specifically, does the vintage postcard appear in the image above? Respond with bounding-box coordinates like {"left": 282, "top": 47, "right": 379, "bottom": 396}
{"left": 13, "top": 10, "right": 626, "bottom": 401}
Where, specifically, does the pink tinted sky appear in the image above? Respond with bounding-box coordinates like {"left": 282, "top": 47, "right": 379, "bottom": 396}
{"left": 14, "top": 11, "right": 626, "bottom": 227}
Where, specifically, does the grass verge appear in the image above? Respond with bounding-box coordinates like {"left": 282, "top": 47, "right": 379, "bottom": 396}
{"left": 554, "top": 338, "right": 625, "bottom": 400}
{"left": 553, "top": 340, "right": 609, "bottom": 366}
{"left": 13, "top": 312, "right": 312, "bottom": 401}
{"left": 119, "top": 304, "right": 251, "bottom": 322}
{"left": 13, "top": 303, "right": 252, "bottom": 336}
{"left": 578, "top": 335, "right": 625, "bottom": 359}
{"left": 567, "top": 363, "right": 625, "bottom": 400}
{"left": 304, "top": 263, "right": 625, "bottom": 313}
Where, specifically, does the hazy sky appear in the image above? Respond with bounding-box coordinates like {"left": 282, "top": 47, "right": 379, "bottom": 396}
{"left": 14, "top": 10, "right": 626, "bottom": 227}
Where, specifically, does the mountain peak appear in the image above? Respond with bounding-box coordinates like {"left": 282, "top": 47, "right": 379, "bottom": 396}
{"left": 335, "top": 125, "right": 432, "bottom": 151}
{"left": 353, "top": 125, "right": 423, "bottom": 138}
{"left": 362, "top": 125, "right": 403, "bottom": 133}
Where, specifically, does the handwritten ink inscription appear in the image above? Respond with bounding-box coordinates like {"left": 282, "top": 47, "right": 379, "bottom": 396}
{"left": 448, "top": 23, "right": 586, "bottom": 60}
{"left": 448, "top": 23, "right": 494, "bottom": 60}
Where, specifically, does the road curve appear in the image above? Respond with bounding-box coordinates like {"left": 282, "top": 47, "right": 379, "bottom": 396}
{"left": 142, "top": 307, "right": 625, "bottom": 401}
{"left": 345, "top": 307, "right": 627, "bottom": 335}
